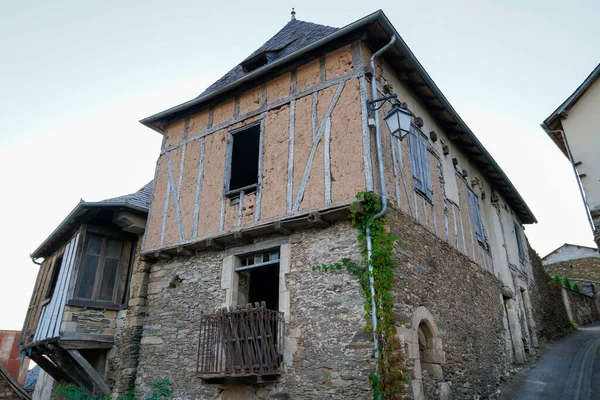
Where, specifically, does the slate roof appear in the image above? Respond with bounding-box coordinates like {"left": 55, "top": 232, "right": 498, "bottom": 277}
{"left": 100, "top": 180, "right": 155, "bottom": 211}
{"left": 199, "top": 19, "right": 338, "bottom": 97}
{"left": 31, "top": 181, "right": 155, "bottom": 259}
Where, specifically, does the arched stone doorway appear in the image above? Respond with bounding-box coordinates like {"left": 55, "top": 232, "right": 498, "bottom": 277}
{"left": 398, "top": 306, "right": 448, "bottom": 400}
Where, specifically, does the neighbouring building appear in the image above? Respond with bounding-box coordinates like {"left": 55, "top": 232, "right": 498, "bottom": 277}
{"left": 19, "top": 182, "right": 153, "bottom": 397}
{"left": 0, "top": 331, "right": 30, "bottom": 399}
{"left": 542, "top": 63, "right": 600, "bottom": 251}
{"left": 543, "top": 243, "right": 600, "bottom": 296}
{"left": 22, "top": 9, "right": 545, "bottom": 400}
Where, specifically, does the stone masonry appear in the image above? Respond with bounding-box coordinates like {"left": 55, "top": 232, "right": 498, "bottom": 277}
{"left": 527, "top": 246, "right": 572, "bottom": 342}
{"left": 129, "top": 204, "right": 531, "bottom": 400}
{"left": 135, "top": 222, "right": 373, "bottom": 399}
{"left": 387, "top": 206, "right": 507, "bottom": 400}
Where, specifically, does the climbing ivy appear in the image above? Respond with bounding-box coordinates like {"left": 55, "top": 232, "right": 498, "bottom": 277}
{"left": 53, "top": 377, "right": 172, "bottom": 400}
{"left": 314, "top": 192, "right": 407, "bottom": 399}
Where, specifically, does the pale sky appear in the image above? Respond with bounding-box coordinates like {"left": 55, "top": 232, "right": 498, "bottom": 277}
{"left": 1, "top": 0, "right": 598, "bottom": 330}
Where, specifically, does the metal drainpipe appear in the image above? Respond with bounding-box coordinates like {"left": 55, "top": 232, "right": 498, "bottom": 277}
{"left": 30, "top": 255, "right": 42, "bottom": 266}
{"left": 545, "top": 128, "right": 595, "bottom": 236}
{"left": 366, "top": 34, "right": 396, "bottom": 370}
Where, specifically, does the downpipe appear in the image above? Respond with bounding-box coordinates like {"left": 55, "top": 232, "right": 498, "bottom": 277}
{"left": 366, "top": 35, "right": 396, "bottom": 374}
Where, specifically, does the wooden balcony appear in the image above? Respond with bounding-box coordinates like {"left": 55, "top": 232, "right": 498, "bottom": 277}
{"left": 196, "top": 304, "right": 284, "bottom": 383}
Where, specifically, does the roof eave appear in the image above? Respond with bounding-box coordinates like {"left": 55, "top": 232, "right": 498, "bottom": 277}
{"left": 31, "top": 201, "right": 149, "bottom": 260}
{"left": 374, "top": 13, "right": 537, "bottom": 224}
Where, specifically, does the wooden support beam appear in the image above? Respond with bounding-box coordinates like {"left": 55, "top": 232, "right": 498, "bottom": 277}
{"left": 233, "top": 231, "right": 254, "bottom": 245}
{"left": 45, "top": 347, "right": 93, "bottom": 392}
{"left": 205, "top": 239, "right": 224, "bottom": 251}
{"left": 154, "top": 251, "right": 172, "bottom": 261}
{"left": 274, "top": 221, "right": 293, "bottom": 235}
{"left": 176, "top": 246, "right": 194, "bottom": 257}
{"left": 68, "top": 350, "right": 112, "bottom": 396}
{"left": 30, "top": 353, "right": 69, "bottom": 383}
{"left": 307, "top": 212, "right": 330, "bottom": 228}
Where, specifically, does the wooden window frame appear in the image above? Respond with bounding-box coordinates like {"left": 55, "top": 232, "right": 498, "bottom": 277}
{"left": 68, "top": 225, "right": 135, "bottom": 310}
{"left": 409, "top": 125, "right": 433, "bottom": 202}
{"left": 224, "top": 121, "right": 262, "bottom": 201}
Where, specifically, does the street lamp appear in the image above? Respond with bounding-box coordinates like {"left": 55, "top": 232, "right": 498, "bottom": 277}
{"left": 384, "top": 102, "right": 413, "bottom": 140}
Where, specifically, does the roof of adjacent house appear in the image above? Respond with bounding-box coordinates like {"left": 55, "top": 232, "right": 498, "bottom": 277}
{"left": 541, "top": 62, "right": 600, "bottom": 157}
{"left": 140, "top": 10, "right": 536, "bottom": 224}
{"left": 31, "top": 181, "right": 154, "bottom": 259}
{"left": 542, "top": 243, "right": 599, "bottom": 261}
{"left": 99, "top": 180, "right": 155, "bottom": 210}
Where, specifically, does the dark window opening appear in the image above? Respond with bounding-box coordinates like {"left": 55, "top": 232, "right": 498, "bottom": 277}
{"left": 248, "top": 265, "right": 280, "bottom": 311}
{"left": 236, "top": 250, "right": 280, "bottom": 311}
{"left": 229, "top": 124, "right": 261, "bottom": 193}
{"left": 45, "top": 256, "right": 63, "bottom": 301}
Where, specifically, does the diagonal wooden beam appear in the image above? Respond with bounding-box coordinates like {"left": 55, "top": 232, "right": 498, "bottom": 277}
{"left": 293, "top": 81, "right": 346, "bottom": 212}
{"left": 68, "top": 350, "right": 111, "bottom": 396}
{"left": 165, "top": 145, "right": 186, "bottom": 242}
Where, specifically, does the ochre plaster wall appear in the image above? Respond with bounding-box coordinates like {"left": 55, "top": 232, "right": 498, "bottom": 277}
{"left": 143, "top": 43, "right": 366, "bottom": 252}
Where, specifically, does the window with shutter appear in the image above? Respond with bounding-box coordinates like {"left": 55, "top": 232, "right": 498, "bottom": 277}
{"left": 409, "top": 126, "right": 433, "bottom": 201}
{"left": 514, "top": 224, "right": 525, "bottom": 262}
{"left": 468, "top": 189, "right": 485, "bottom": 245}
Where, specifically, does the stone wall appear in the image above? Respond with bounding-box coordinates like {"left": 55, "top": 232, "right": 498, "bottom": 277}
{"left": 387, "top": 207, "right": 508, "bottom": 400}
{"left": 60, "top": 307, "right": 117, "bottom": 335}
{"left": 527, "top": 246, "right": 571, "bottom": 342}
{"left": 135, "top": 222, "right": 373, "bottom": 399}
{"left": 108, "top": 239, "right": 148, "bottom": 397}
{"left": 544, "top": 256, "right": 600, "bottom": 290}
{"left": 564, "top": 289, "right": 600, "bottom": 327}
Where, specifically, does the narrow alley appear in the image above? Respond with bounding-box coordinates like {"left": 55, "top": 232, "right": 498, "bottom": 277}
{"left": 509, "top": 324, "right": 600, "bottom": 400}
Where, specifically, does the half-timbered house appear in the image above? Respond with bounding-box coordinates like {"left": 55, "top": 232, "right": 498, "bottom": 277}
{"left": 132, "top": 10, "right": 538, "bottom": 400}
{"left": 22, "top": 10, "right": 542, "bottom": 400}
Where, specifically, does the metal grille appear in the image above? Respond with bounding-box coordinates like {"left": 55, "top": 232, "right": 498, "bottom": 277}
{"left": 197, "top": 303, "right": 284, "bottom": 377}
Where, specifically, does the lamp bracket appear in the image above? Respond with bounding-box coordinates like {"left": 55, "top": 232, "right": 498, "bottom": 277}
{"left": 367, "top": 94, "right": 398, "bottom": 111}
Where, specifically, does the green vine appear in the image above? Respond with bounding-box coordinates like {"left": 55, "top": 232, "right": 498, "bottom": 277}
{"left": 314, "top": 192, "right": 407, "bottom": 399}
{"left": 54, "top": 377, "right": 172, "bottom": 400}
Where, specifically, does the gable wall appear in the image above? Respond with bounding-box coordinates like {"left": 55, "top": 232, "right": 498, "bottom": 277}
{"left": 561, "top": 78, "right": 600, "bottom": 212}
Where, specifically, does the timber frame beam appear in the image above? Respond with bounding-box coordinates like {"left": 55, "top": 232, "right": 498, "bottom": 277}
{"left": 141, "top": 201, "right": 353, "bottom": 261}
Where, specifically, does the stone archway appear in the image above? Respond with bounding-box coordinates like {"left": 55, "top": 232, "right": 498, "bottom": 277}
{"left": 397, "top": 306, "right": 448, "bottom": 400}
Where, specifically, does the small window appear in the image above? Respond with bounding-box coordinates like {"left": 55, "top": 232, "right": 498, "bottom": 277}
{"left": 514, "top": 224, "right": 525, "bottom": 263}
{"left": 45, "top": 256, "right": 63, "bottom": 301}
{"left": 468, "top": 189, "right": 485, "bottom": 245}
{"left": 75, "top": 234, "right": 129, "bottom": 306}
{"left": 227, "top": 124, "right": 261, "bottom": 195}
{"left": 235, "top": 249, "right": 280, "bottom": 311}
{"left": 409, "top": 126, "right": 433, "bottom": 201}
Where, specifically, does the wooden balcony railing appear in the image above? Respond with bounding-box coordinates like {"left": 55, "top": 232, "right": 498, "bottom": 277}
{"left": 196, "top": 303, "right": 284, "bottom": 379}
